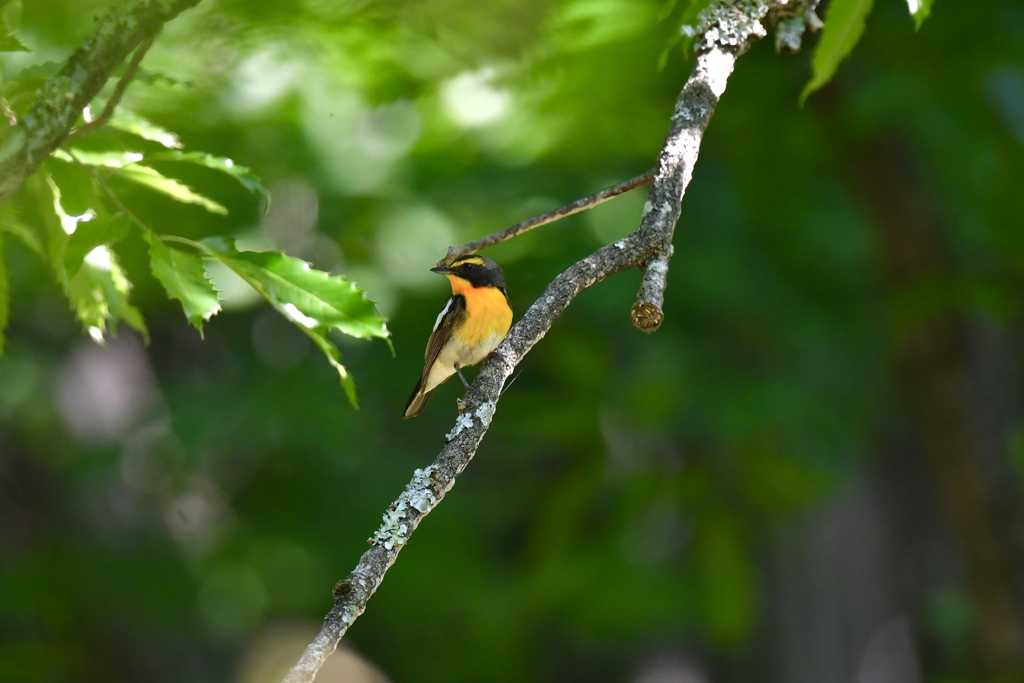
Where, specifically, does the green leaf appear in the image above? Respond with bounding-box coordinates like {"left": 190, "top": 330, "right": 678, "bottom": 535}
{"left": 148, "top": 150, "right": 269, "bottom": 203}
{"left": 112, "top": 164, "right": 228, "bottom": 215}
{"left": 145, "top": 233, "right": 221, "bottom": 336}
{"left": 42, "top": 174, "right": 70, "bottom": 280}
{"left": 106, "top": 109, "right": 182, "bottom": 149}
{"left": 53, "top": 147, "right": 144, "bottom": 168}
{"left": 199, "top": 238, "right": 390, "bottom": 407}
{"left": 64, "top": 245, "right": 148, "bottom": 344}
{"left": 799, "top": 0, "right": 874, "bottom": 104}
{"left": 303, "top": 325, "right": 359, "bottom": 408}
{"left": 0, "top": 231, "right": 8, "bottom": 356}
{"left": 0, "top": 31, "right": 27, "bottom": 52}
{"left": 0, "top": 202, "right": 41, "bottom": 255}
{"left": 64, "top": 213, "right": 130, "bottom": 279}
{"left": 907, "top": 0, "right": 933, "bottom": 29}
{"left": 201, "top": 238, "right": 390, "bottom": 341}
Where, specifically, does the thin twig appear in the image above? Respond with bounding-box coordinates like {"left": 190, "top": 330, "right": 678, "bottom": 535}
{"left": 0, "top": 0, "right": 201, "bottom": 205}
{"left": 441, "top": 168, "right": 655, "bottom": 265}
{"left": 68, "top": 34, "right": 156, "bottom": 140}
{"left": 281, "top": 0, "right": 802, "bottom": 678}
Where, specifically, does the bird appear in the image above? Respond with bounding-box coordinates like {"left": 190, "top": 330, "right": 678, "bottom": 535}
{"left": 404, "top": 254, "right": 513, "bottom": 418}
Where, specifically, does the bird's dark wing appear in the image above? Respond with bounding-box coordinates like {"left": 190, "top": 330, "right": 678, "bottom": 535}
{"left": 422, "top": 294, "right": 466, "bottom": 372}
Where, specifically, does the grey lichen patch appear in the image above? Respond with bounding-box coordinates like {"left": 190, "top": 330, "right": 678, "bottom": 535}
{"left": 445, "top": 412, "right": 475, "bottom": 441}
{"left": 683, "top": 0, "right": 772, "bottom": 53}
{"left": 474, "top": 401, "right": 495, "bottom": 429}
{"left": 338, "top": 605, "right": 358, "bottom": 625}
{"left": 407, "top": 466, "right": 438, "bottom": 514}
{"left": 371, "top": 466, "right": 437, "bottom": 550}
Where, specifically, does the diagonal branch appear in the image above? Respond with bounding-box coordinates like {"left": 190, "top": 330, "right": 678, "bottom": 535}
{"left": 281, "top": 1, "right": 820, "bottom": 680}
{"left": 0, "top": 0, "right": 202, "bottom": 205}
{"left": 441, "top": 169, "right": 655, "bottom": 266}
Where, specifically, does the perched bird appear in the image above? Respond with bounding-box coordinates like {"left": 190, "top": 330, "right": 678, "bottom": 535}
{"left": 404, "top": 255, "right": 513, "bottom": 418}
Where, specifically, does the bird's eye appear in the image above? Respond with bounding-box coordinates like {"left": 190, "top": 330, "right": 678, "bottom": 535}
{"left": 461, "top": 263, "right": 474, "bottom": 271}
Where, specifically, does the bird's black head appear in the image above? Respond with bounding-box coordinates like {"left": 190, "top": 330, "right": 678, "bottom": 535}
{"left": 431, "top": 255, "right": 506, "bottom": 289}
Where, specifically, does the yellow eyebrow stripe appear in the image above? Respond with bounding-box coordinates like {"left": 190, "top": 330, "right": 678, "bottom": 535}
{"left": 450, "top": 256, "right": 485, "bottom": 268}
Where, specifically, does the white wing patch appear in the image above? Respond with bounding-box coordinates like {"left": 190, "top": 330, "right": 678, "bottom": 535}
{"left": 433, "top": 296, "right": 455, "bottom": 332}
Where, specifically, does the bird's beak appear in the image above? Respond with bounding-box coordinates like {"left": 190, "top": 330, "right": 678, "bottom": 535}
{"left": 430, "top": 265, "right": 453, "bottom": 274}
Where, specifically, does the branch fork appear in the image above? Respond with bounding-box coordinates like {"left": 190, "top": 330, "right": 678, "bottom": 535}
{"left": 283, "top": 1, "right": 823, "bottom": 677}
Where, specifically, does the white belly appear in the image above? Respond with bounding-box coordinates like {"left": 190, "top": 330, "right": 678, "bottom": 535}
{"left": 422, "top": 331, "right": 504, "bottom": 394}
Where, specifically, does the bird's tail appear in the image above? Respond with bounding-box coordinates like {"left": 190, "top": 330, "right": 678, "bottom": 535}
{"left": 403, "top": 377, "right": 434, "bottom": 418}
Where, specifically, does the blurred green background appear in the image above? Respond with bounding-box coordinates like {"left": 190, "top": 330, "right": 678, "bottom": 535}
{"left": 3, "top": 0, "right": 1024, "bottom": 682}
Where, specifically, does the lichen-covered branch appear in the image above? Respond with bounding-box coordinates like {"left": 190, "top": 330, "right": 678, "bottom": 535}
{"left": 0, "top": 0, "right": 202, "bottom": 204}
{"left": 282, "top": 2, "right": 818, "bottom": 681}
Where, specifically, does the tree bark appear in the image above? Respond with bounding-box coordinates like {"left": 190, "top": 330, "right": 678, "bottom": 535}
{"left": 0, "top": 0, "right": 202, "bottom": 204}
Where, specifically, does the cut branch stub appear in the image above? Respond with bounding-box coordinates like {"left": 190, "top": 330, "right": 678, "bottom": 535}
{"left": 282, "top": 2, "right": 819, "bottom": 682}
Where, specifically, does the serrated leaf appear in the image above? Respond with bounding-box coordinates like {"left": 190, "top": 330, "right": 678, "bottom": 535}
{"left": 106, "top": 109, "right": 182, "bottom": 148}
{"left": 0, "top": 231, "right": 8, "bottom": 356}
{"left": 112, "top": 164, "right": 228, "bottom": 215}
{"left": 201, "top": 238, "right": 389, "bottom": 341}
{"left": 64, "top": 245, "right": 148, "bottom": 344}
{"left": 64, "top": 213, "right": 130, "bottom": 279}
{"left": 906, "top": 0, "right": 933, "bottom": 29}
{"left": 799, "top": 0, "right": 874, "bottom": 104}
{"left": 0, "top": 32, "right": 28, "bottom": 52}
{"left": 199, "top": 238, "right": 390, "bottom": 407}
{"left": 147, "top": 150, "right": 269, "bottom": 203}
{"left": 145, "top": 233, "right": 221, "bottom": 335}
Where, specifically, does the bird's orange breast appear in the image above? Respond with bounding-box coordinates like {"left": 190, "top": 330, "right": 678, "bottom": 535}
{"left": 446, "top": 274, "right": 512, "bottom": 346}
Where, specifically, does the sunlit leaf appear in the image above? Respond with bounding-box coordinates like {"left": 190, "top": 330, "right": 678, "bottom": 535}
{"left": 199, "top": 237, "right": 390, "bottom": 407}
{"left": 906, "top": 0, "right": 933, "bottom": 29}
{"left": 64, "top": 213, "right": 130, "bottom": 279}
{"left": 145, "top": 233, "right": 221, "bottom": 336}
{"left": 0, "top": 231, "right": 8, "bottom": 356}
{"left": 42, "top": 174, "right": 70, "bottom": 280}
{"left": 107, "top": 109, "right": 182, "bottom": 148}
{"left": 64, "top": 245, "right": 148, "bottom": 344}
{"left": 800, "top": 0, "right": 874, "bottom": 104}
{"left": 200, "top": 238, "right": 390, "bottom": 341}
{"left": 53, "top": 147, "right": 144, "bottom": 168}
{"left": 113, "top": 164, "right": 228, "bottom": 215}
{"left": 147, "top": 150, "right": 269, "bottom": 203}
